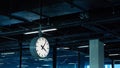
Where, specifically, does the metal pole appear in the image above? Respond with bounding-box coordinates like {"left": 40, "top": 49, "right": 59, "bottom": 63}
{"left": 112, "top": 60, "right": 114, "bottom": 68}
{"left": 19, "top": 41, "right": 22, "bottom": 68}
{"left": 53, "top": 46, "right": 57, "bottom": 68}
{"left": 78, "top": 52, "right": 80, "bottom": 68}
{"left": 53, "top": 39, "right": 58, "bottom": 68}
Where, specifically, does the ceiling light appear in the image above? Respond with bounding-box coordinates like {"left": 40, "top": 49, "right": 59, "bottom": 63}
{"left": 57, "top": 48, "right": 60, "bottom": 50}
{"left": 24, "top": 28, "right": 57, "bottom": 35}
{"left": 1, "top": 56, "right": 5, "bottom": 57}
{"left": 41, "top": 28, "right": 57, "bottom": 33}
{"left": 0, "top": 63, "right": 4, "bottom": 65}
{"left": 68, "top": 63, "right": 76, "bottom": 64}
{"left": 104, "top": 44, "right": 106, "bottom": 46}
{"left": 42, "top": 64, "right": 50, "bottom": 67}
{"left": 36, "top": 67, "right": 42, "bottom": 68}
{"left": 109, "top": 54, "right": 120, "bottom": 56}
{"left": 77, "top": 44, "right": 106, "bottom": 49}
{"left": 78, "top": 45, "right": 89, "bottom": 48}
{"left": 44, "top": 58, "right": 52, "bottom": 61}
{"left": 39, "top": 59, "right": 45, "bottom": 61}
{"left": 63, "top": 47, "right": 70, "bottom": 50}
{"left": 114, "top": 60, "right": 120, "bottom": 62}
{"left": 17, "top": 65, "right": 29, "bottom": 68}
{"left": 24, "top": 31, "right": 39, "bottom": 35}
{"left": 1, "top": 52, "right": 15, "bottom": 55}
{"left": 85, "top": 55, "right": 89, "bottom": 57}
{"left": 38, "top": 58, "right": 52, "bottom": 61}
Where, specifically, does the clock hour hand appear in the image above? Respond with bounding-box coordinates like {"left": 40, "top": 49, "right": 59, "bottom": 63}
{"left": 41, "top": 45, "right": 47, "bottom": 52}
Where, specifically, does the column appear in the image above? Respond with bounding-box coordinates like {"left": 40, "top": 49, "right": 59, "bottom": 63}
{"left": 112, "top": 60, "right": 114, "bottom": 68}
{"left": 89, "top": 39, "right": 104, "bottom": 68}
{"left": 19, "top": 41, "right": 22, "bottom": 68}
{"left": 53, "top": 46, "right": 57, "bottom": 68}
{"left": 78, "top": 52, "right": 80, "bottom": 68}
{"left": 78, "top": 52, "right": 85, "bottom": 68}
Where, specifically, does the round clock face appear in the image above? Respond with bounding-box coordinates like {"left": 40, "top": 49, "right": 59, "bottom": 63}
{"left": 30, "top": 37, "right": 50, "bottom": 58}
{"left": 36, "top": 37, "right": 50, "bottom": 58}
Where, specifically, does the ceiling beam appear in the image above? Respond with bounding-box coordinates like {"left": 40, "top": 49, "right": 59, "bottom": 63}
{"left": 27, "top": 10, "right": 49, "bottom": 18}
{"left": 0, "top": 13, "right": 30, "bottom": 23}
{"left": 94, "top": 24, "right": 120, "bottom": 39}
{"left": 0, "top": 36, "right": 17, "bottom": 41}
{"left": 65, "top": 0, "right": 86, "bottom": 11}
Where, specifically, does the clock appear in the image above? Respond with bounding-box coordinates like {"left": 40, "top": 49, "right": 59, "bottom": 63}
{"left": 30, "top": 37, "right": 50, "bottom": 58}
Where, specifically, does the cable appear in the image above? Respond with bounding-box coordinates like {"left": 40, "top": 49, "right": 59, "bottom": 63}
{"left": 38, "top": 0, "right": 43, "bottom": 37}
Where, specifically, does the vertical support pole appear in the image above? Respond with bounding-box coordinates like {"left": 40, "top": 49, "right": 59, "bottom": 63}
{"left": 89, "top": 39, "right": 104, "bottom": 68}
{"left": 74, "top": 64, "right": 77, "bottom": 68}
{"left": 78, "top": 52, "right": 85, "bottom": 68}
{"left": 53, "top": 46, "right": 57, "bottom": 68}
{"left": 78, "top": 52, "right": 80, "bottom": 68}
{"left": 112, "top": 60, "right": 114, "bottom": 68}
{"left": 19, "top": 41, "right": 22, "bottom": 68}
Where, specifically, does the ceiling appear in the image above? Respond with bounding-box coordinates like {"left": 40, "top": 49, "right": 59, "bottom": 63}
{"left": 0, "top": 0, "right": 120, "bottom": 68}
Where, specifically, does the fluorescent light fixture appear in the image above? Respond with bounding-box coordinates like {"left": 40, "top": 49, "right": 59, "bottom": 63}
{"left": 44, "top": 58, "right": 52, "bottom": 61}
{"left": 1, "top": 52, "right": 15, "bottom": 55}
{"left": 42, "top": 64, "right": 50, "bottom": 67}
{"left": 24, "top": 28, "right": 57, "bottom": 35}
{"left": 24, "top": 31, "right": 39, "bottom": 35}
{"left": 114, "top": 60, "right": 120, "bottom": 62}
{"left": 42, "top": 28, "right": 57, "bottom": 33}
{"left": 68, "top": 63, "right": 76, "bottom": 64}
{"left": 57, "top": 48, "right": 60, "bottom": 50}
{"left": 1, "top": 56, "right": 5, "bottom": 57}
{"left": 17, "top": 65, "right": 29, "bottom": 68}
{"left": 78, "top": 45, "right": 89, "bottom": 48}
{"left": 39, "top": 59, "right": 45, "bottom": 61}
{"left": 22, "top": 57, "right": 28, "bottom": 60}
{"left": 38, "top": 58, "right": 52, "bottom": 61}
{"left": 85, "top": 55, "right": 89, "bottom": 57}
{"left": 109, "top": 54, "right": 120, "bottom": 56}
{"left": 78, "top": 44, "right": 105, "bottom": 49}
{"left": 36, "top": 67, "right": 42, "bottom": 68}
{"left": 104, "top": 44, "right": 106, "bottom": 46}
{"left": 0, "top": 63, "right": 4, "bottom": 65}
{"left": 63, "top": 47, "right": 70, "bottom": 50}
{"left": 57, "top": 47, "right": 70, "bottom": 50}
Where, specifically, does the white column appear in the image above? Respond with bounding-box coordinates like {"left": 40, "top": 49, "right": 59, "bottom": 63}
{"left": 89, "top": 39, "right": 104, "bottom": 68}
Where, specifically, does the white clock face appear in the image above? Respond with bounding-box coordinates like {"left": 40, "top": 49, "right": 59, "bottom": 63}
{"left": 35, "top": 37, "right": 49, "bottom": 58}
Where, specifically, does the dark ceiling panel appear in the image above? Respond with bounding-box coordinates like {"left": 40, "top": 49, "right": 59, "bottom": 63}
{"left": 0, "top": 0, "right": 120, "bottom": 67}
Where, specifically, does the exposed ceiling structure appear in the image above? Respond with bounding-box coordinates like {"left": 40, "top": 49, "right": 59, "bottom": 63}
{"left": 0, "top": 0, "right": 120, "bottom": 68}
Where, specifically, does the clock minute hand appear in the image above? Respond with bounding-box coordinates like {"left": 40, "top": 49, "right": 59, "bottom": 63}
{"left": 43, "top": 40, "right": 46, "bottom": 47}
{"left": 43, "top": 47, "right": 47, "bottom": 52}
